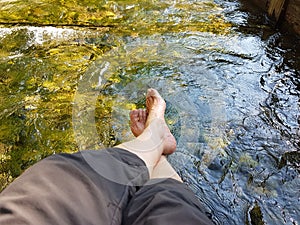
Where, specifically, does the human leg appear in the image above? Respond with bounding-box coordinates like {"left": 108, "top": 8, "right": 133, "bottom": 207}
{"left": 123, "top": 105, "right": 214, "bottom": 225}
{"left": 128, "top": 105, "right": 181, "bottom": 182}
{"left": 122, "top": 178, "right": 214, "bottom": 225}
{"left": 0, "top": 149, "right": 148, "bottom": 225}
{"left": 0, "top": 89, "right": 176, "bottom": 225}
{"left": 117, "top": 88, "right": 176, "bottom": 176}
{"left": 150, "top": 155, "right": 182, "bottom": 182}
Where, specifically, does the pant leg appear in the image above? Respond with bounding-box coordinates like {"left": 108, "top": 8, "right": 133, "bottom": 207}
{"left": 0, "top": 148, "right": 149, "bottom": 225}
{"left": 122, "top": 178, "right": 214, "bottom": 225}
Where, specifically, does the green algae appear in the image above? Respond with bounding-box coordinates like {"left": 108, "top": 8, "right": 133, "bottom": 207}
{"left": 0, "top": 0, "right": 231, "bottom": 35}
{"left": 0, "top": 27, "right": 114, "bottom": 189}
{"left": 0, "top": 0, "right": 232, "bottom": 191}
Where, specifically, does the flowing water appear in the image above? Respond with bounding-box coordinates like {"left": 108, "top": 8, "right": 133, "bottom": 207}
{"left": 0, "top": 0, "right": 299, "bottom": 224}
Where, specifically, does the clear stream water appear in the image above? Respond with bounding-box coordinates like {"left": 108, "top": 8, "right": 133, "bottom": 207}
{"left": 0, "top": 0, "right": 299, "bottom": 224}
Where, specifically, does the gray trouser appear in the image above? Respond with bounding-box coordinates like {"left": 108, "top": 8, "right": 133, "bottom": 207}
{"left": 0, "top": 148, "right": 214, "bottom": 225}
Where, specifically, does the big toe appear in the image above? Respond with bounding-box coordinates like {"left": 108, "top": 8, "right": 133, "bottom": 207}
{"left": 147, "top": 88, "right": 163, "bottom": 100}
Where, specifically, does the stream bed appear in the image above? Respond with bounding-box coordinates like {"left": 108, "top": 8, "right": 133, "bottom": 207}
{"left": 0, "top": 0, "right": 299, "bottom": 224}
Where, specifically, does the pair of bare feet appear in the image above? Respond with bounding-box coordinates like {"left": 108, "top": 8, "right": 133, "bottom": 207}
{"left": 129, "top": 88, "right": 177, "bottom": 155}
{"left": 117, "top": 88, "right": 181, "bottom": 182}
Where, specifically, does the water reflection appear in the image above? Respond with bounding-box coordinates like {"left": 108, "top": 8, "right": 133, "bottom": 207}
{"left": 1, "top": 0, "right": 299, "bottom": 224}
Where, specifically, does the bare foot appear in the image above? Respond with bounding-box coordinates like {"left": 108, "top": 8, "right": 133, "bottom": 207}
{"left": 135, "top": 88, "right": 177, "bottom": 155}
{"left": 130, "top": 109, "right": 147, "bottom": 137}
{"left": 145, "top": 89, "right": 166, "bottom": 126}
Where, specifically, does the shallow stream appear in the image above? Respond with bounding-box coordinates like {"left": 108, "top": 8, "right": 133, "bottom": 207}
{"left": 0, "top": 0, "right": 299, "bottom": 224}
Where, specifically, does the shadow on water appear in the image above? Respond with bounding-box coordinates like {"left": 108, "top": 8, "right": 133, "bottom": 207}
{"left": 0, "top": 0, "right": 299, "bottom": 224}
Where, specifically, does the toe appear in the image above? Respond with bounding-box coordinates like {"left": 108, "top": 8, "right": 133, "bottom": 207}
{"left": 141, "top": 109, "right": 147, "bottom": 123}
{"left": 129, "top": 110, "right": 138, "bottom": 120}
